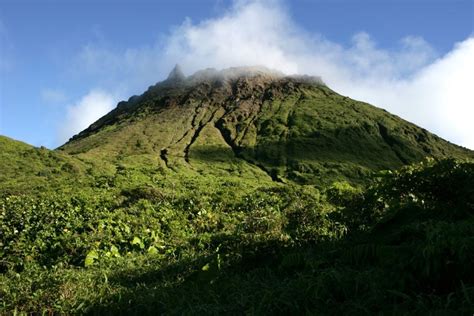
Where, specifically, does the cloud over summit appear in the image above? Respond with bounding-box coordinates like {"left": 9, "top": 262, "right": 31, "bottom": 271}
{"left": 73, "top": 0, "right": 473, "bottom": 149}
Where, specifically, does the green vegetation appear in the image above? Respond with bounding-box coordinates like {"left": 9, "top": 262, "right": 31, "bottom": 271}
{"left": 58, "top": 73, "right": 473, "bottom": 187}
{"left": 0, "top": 136, "right": 90, "bottom": 194}
{"left": 1, "top": 158, "right": 473, "bottom": 314}
{"left": 1, "top": 70, "right": 473, "bottom": 314}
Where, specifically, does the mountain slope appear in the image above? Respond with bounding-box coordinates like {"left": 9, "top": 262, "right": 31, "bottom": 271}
{"left": 2, "top": 67, "right": 474, "bottom": 314}
{"left": 0, "top": 136, "right": 90, "bottom": 194}
{"left": 59, "top": 66, "right": 473, "bottom": 186}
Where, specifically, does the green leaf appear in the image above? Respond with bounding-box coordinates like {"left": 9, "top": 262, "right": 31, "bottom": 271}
{"left": 131, "top": 236, "right": 144, "bottom": 249}
{"left": 110, "top": 245, "right": 121, "bottom": 257}
{"left": 85, "top": 249, "right": 99, "bottom": 267}
{"left": 147, "top": 246, "right": 158, "bottom": 255}
{"left": 131, "top": 236, "right": 141, "bottom": 245}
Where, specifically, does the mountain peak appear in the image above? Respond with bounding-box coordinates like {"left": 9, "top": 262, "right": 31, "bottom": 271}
{"left": 160, "top": 65, "right": 325, "bottom": 89}
{"left": 187, "top": 66, "right": 281, "bottom": 83}
{"left": 187, "top": 66, "right": 326, "bottom": 87}
{"left": 167, "top": 64, "right": 186, "bottom": 82}
{"left": 61, "top": 63, "right": 473, "bottom": 186}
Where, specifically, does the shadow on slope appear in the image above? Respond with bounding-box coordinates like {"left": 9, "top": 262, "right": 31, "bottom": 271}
{"left": 86, "top": 215, "right": 474, "bottom": 315}
{"left": 189, "top": 122, "right": 473, "bottom": 186}
{"left": 85, "top": 159, "right": 474, "bottom": 315}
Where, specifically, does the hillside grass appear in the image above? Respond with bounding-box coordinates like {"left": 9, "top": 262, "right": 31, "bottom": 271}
{"left": 58, "top": 80, "right": 474, "bottom": 187}
{"left": 1, "top": 158, "right": 473, "bottom": 314}
{"left": 2, "top": 76, "right": 474, "bottom": 314}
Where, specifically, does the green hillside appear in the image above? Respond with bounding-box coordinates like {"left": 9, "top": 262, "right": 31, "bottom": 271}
{"left": 1, "top": 67, "right": 473, "bottom": 314}
{"left": 59, "top": 66, "right": 472, "bottom": 187}
{"left": 0, "top": 136, "right": 91, "bottom": 195}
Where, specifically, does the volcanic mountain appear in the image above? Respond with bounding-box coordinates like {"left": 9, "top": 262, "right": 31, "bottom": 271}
{"left": 56, "top": 65, "right": 472, "bottom": 186}
{"left": 2, "top": 66, "right": 474, "bottom": 315}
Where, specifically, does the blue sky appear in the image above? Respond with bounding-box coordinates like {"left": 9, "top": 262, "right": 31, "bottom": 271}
{"left": 0, "top": 0, "right": 473, "bottom": 148}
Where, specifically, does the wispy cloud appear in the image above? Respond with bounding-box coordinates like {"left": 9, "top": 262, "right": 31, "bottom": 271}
{"left": 70, "top": 0, "right": 474, "bottom": 149}
{"left": 58, "top": 90, "right": 115, "bottom": 144}
{"left": 41, "top": 88, "right": 68, "bottom": 104}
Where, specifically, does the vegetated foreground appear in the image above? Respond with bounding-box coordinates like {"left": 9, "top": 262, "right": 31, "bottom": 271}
{"left": 1, "top": 67, "right": 473, "bottom": 314}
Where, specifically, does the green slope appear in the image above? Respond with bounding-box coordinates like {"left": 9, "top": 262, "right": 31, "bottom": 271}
{"left": 58, "top": 67, "right": 473, "bottom": 187}
{"left": 1, "top": 158, "right": 473, "bottom": 314}
{"left": 0, "top": 136, "right": 90, "bottom": 194}
{"left": 1, "top": 67, "right": 473, "bottom": 314}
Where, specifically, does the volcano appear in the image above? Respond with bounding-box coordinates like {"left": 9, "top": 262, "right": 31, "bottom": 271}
{"left": 2, "top": 66, "right": 474, "bottom": 315}
{"left": 56, "top": 65, "right": 472, "bottom": 186}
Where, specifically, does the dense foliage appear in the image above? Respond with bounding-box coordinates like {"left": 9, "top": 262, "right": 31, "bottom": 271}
{"left": 1, "top": 158, "right": 473, "bottom": 314}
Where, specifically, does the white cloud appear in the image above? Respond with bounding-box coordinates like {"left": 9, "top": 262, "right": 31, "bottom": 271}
{"left": 58, "top": 90, "right": 115, "bottom": 144}
{"left": 326, "top": 37, "right": 474, "bottom": 149}
{"left": 41, "top": 88, "right": 68, "bottom": 104}
{"left": 74, "top": 0, "right": 474, "bottom": 149}
{"left": 163, "top": 1, "right": 302, "bottom": 74}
